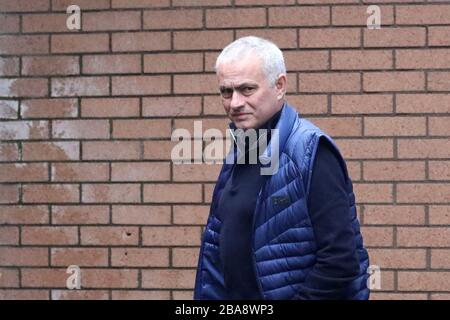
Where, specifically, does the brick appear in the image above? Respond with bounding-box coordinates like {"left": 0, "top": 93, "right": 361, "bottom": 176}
{"left": 112, "top": 290, "right": 170, "bottom": 300}
{"left": 82, "top": 184, "right": 140, "bottom": 203}
{"left": 0, "top": 143, "right": 19, "bottom": 162}
{"left": 0, "top": 57, "right": 19, "bottom": 76}
{"left": 0, "top": 290, "right": 49, "bottom": 300}
{"left": 21, "top": 268, "right": 73, "bottom": 288}
{"left": 0, "top": 185, "right": 19, "bottom": 204}
{"left": 369, "top": 249, "right": 426, "bottom": 269}
{"left": 112, "top": 0, "right": 169, "bottom": 8}
{"left": 429, "top": 117, "right": 450, "bottom": 136}
{"left": 112, "top": 75, "right": 171, "bottom": 96}
{"left": 399, "top": 272, "right": 450, "bottom": 291}
{"left": 204, "top": 184, "right": 215, "bottom": 203}
{"left": 113, "top": 119, "right": 171, "bottom": 138}
{"left": 428, "top": 72, "right": 450, "bottom": 91}
{"left": 347, "top": 161, "right": 361, "bottom": 181}
{"left": 143, "top": 141, "right": 178, "bottom": 160}
{"left": 173, "top": 248, "right": 200, "bottom": 267}
{"left": 52, "top": 0, "right": 110, "bottom": 10}
{"left": 397, "top": 94, "right": 450, "bottom": 113}
{"left": 430, "top": 205, "right": 450, "bottom": 225}
{"left": 0, "top": 35, "right": 48, "bottom": 55}
{"left": 353, "top": 183, "right": 393, "bottom": 203}
{"left": 83, "top": 11, "right": 141, "bottom": 31}
{"left": 52, "top": 120, "right": 109, "bottom": 139}
{"left": 52, "top": 34, "right": 109, "bottom": 53}
{"left": 0, "top": 248, "right": 48, "bottom": 266}
{"left": 112, "top": 205, "right": 171, "bottom": 225}
{"left": 284, "top": 51, "right": 329, "bottom": 71}
{"left": 51, "top": 77, "right": 109, "bottom": 97}
{"left": 22, "top": 13, "right": 69, "bottom": 33}
{"left": 363, "top": 161, "right": 425, "bottom": 181}
{"left": 22, "top": 142, "right": 79, "bottom": 161}
{"left": 398, "top": 227, "right": 450, "bottom": 247}
{"left": 144, "top": 53, "right": 203, "bottom": 73}
{"left": 173, "top": 0, "right": 230, "bottom": 5}
{"left": 332, "top": 94, "right": 393, "bottom": 114}
{"left": 0, "top": 120, "right": 49, "bottom": 140}
{"left": 397, "top": 5, "right": 450, "bottom": 25}
{"left": 236, "top": 0, "right": 295, "bottom": 4}
{"left": 174, "top": 31, "right": 233, "bottom": 50}
{"left": 51, "top": 162, "right": 109, "bottom": 182}
{"left": 0, "top": 15, "right": 20, "bottom": 33}
{"left": 82, "top": 141, "right": 140, "bottom": 160}
{"left": 174, "top": 74, "right": 219, "bottom": 94}
{"left": 332, "top": 50, "right": 393, "bottom": 70}
{"left": 364, "top": 27, "right": 426, "bottom": 47}
{"left": 144, "top": 9, "right": 202, "bottom": 29}
{"left": 0, "top": 0, "right": 49, "bottom": 12}
{"left": 364, "top": 72, "right": 425, "bottom": 92}
{"left": 360, "top": 226, "right": 394, "bottom": 247}
{"left": 429, "top": 26, "right": 450, "bottom": 46}
{"left": 144, "top": 184, "right": 202, "bottom": 203}
{"left": 235, "top": 29, "right": 298, "bottom": 49}
{"left": 0, "top": 226, "right": 19, "bottom": 245}
{"left": 173, "top": 164, "right": 221, "bottom": 182}
{"left": 51, "top": 248, "right": 108, "bottom": 267}
{"left": 142, "top": 226, "right": 200, "bottom": 246}
{"left": 397, "top": 49, "right": 450, "bottom": 69}
{"left": 286, "top": 95, "right": 328, "bottom": 115}
{"left": 81, "top": 98, "right": 140, "bottom": 118}
{"left": 0, "top": 268, "right": 19, "bottom": 288}
{"left": 0, "top": 78, "right": 48, "bottom": 98}
{"left": 206, "top": 8, "right": 265, "bottom": 28}
{"left": 307, "top": 117, "right": 362, "bottom": 137}
{"left": 22, "top": 226, "right": 78, "bottom": 245}
{"left": 333, "top": 5, "right": 393, "bottom": 26}
{"left": 398, "top": 139, "right": 450, "bottom": 159}
{"left": 0, "top": 163, "right": 48, "bottom": 182}
{"left": 173, "top": 205, "right": 210, "bottom": 225}
{"left": 111, "top": 162, "right": 170, "bottom": 182}
{"left": 51, "top": 290, "right": 109, "bottom": 300}
{"left": 371, "top": 293, "right": 427, "bottom": 300}
{"left": 0, "top": 205, "right": 49, "bottom": 224}
{"left": 80, "top": 226, "right": 139, "bottom": 246}
{"left": 21, "top": 99, "right": 78, "bottom": 118}
{"left": 364, "top": 117, "right": 426, "bottom": 136}
{"left": 52, "top": 205, "right": 109, "bottom": 225}
{"left": 269, "top": 7, "right": 329, "bottom": 26}
{"left": 111, "top": 248, "right": 169, "bottom": 267}
{"left": 142, "top": 269, "right": 196, "bottom": 289}
{"left": 299, "top": 28, "right": 360, "bottom": 48}
{"left": 143, "top": 96, "right": 202, "bottom": 117}
{"left": 397, "top": 183, "right": 450, "bottom": 203}
{"left": 83, "top": 54, "right": 141, "bottom": 74}
{"left": 173, "top": 291, "right": 194, "bottom": 300}
{"left": 431, "top": 249, "right": 450, "bottom": 269}
{"left": 299, "top": 73, "right": 360, "bottom": 93}
{"left": 0, "top": 100, "right": 18, "bottom": 119}
{"left": 112, "top": 32, "right": 171, "bottom": 52}
{"left": 22, "top": 184, "right": 79, "bottom": 203}
{"left": 431, "top": 293, "right": 450, "bottom": 300}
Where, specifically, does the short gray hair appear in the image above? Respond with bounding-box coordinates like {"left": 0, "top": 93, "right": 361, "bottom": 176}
{"left": 215, "top": 36, "right": 286, "bottom": 87}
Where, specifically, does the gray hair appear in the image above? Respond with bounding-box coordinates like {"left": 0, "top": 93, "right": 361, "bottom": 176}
{"left": 215, "top": 36, "right": 286, "bottom": 87}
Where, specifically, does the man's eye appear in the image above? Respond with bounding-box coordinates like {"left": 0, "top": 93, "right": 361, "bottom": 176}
{"left": 242, "top": 87, "right": 255, "bottom": 95}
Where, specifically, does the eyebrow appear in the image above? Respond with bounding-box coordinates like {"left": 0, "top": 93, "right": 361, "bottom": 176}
{"left": 219, "top": 82, "right": 258, "bottom": 90}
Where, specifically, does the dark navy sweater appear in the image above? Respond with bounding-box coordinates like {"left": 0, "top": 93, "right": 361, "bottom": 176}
{"left": 216, "top": 110, "right": 360, "bottom": 300}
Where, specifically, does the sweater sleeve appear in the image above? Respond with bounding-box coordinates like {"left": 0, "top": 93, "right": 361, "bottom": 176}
{"left": 293, "top": 138, "right": 361, "bottom": 300}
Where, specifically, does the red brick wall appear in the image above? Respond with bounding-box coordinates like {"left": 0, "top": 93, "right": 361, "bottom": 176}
{"left": 1, "top": 0, "right": 450, "bottom": 300}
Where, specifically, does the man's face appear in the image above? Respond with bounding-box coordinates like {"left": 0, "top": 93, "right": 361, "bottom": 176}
{"left": 217, "top": 54, "right": 285, "bottom": 130}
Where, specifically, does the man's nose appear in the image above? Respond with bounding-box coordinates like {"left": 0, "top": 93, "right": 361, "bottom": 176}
{"left": 229, "top": 90, "right": 245, "bottom": 109}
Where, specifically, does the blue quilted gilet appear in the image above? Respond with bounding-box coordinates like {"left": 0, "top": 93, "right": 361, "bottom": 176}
{"left": 194, "top": 102, "right": 370, "bottom": 300}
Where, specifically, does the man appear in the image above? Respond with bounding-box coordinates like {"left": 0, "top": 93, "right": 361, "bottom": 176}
{"left": 194, "top": 36, "right": 370, "bottom": 300}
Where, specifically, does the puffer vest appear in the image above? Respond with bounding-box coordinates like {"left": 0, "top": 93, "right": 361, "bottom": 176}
{"left": 194, "top": 102, "right": 370, "bottom": 300}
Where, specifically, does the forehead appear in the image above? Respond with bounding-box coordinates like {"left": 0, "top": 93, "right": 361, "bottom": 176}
{"left": 217, "top": 54, "right": 266, "bottom": 87}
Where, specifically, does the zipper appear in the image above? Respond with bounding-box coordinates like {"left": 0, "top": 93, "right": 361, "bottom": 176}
{"left": 251, "top": 186, "right": 265, "bottom": 299}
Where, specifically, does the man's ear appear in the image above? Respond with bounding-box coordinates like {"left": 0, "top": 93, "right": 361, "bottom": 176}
{"left": 275, "top": 74, "right": 287, "bottom": 100}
